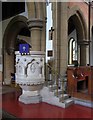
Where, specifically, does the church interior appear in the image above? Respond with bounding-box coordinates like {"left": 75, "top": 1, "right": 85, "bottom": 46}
{"left": 0, "top": 0, "right": 93, "bottom": 119}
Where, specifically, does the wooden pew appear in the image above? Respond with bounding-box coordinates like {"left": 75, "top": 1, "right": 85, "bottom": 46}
{"left": 67, "top": 66, "right": 93, "bottom": 100}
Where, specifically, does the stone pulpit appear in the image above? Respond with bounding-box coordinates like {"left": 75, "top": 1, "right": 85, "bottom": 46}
{"left": 15, "top": 51, "right": 45, "bottom": 104}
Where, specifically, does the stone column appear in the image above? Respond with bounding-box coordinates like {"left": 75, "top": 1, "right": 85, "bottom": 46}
{"left": 27, "top": 18, "right": 43, "bottom": 51}
{"left": 53, "top": 2, "right": 68, "bottom": 76}
{"left": 27, "top": 2, "right": 46, "bottom": 51}
{"left": 78, "top": 40, "right": 89, "bottom": 66}
{"left": 59, "top": 2, "right": 68, "bottom": 76}
{"left": 53, "top": 2, "right": 61, "bottom": 75}
{"left": 80, "top": 46, "right": 87, "bottom": 66}
{"left": 0, "top": 20, "right": 2, "bottom": 84}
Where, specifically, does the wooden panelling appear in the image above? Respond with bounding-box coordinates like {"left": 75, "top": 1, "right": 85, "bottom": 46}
{"left": 67, "top": 66, "right": 93, "bottom": 101}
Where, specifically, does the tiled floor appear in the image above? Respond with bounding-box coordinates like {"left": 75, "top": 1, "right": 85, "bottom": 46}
{"left": 1, "top": 87, "right": 93, "bottom": 119}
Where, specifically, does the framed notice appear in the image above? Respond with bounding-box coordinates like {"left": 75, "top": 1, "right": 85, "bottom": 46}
{"left": 19, "top": 44, "right": 29, "bottom": 54}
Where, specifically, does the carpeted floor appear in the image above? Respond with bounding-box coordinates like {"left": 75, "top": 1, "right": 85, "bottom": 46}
{"left": 1, "top": 86, "right": 21, "bottom": 120}
{"left": 2, "top": 109, "right": 18, "bottom": 119}
{"left": 1, "top": 85, "right": 20, "bottom": 119}
{"left": 1, "top": 85, "right": 93, "bottom": 119}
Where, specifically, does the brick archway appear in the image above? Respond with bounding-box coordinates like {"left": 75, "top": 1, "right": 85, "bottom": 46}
{"left": 3, "top": 15, "right": 30, "bottom": 85}
{"left": 3, "top": 15, "right": 30, "bottom": 55}
{"left": 68, "top": 10, "right": 88, "bottom": 66}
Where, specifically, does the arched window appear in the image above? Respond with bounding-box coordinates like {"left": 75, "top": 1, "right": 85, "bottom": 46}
{"left": 68, "top": 37, "right": 78, "bottom": 65}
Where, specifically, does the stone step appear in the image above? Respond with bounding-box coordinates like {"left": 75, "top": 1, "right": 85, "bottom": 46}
{"left": 40, "top": 87, "right": 74, "bottom": 108}
{"left": 73, "top": 97, "right": 93, "bottom": 108}
{"left": 63, "top": 98, "right": 74, "bottom": 108}
{"left": 59, "top": 94, "right": 70, "bottom": 102}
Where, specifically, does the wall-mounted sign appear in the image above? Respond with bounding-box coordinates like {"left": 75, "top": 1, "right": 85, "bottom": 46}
{"left": 47, "top": 50, "right": 53, "bottom": 57}
{"left": 19, "top": 44, "right": 29, "bottom": 54}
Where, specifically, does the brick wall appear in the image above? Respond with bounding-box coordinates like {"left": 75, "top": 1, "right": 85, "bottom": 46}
{"left": 68, "top": 2, "right": 89, "bottom": 26}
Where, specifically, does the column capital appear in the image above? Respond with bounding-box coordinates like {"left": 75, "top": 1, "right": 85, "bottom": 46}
{"left": 78, "top": 39, "right": 91, "bottom": 45}
{"left": 27, "top": 18, "right": 43, "bottom": 29}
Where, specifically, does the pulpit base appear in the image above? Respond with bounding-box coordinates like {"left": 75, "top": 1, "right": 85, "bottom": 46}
{"left": 19, "top": 94, "right": 42, "bottom": 104}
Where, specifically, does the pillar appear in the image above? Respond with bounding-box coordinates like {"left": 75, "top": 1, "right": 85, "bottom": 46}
{"left": 26, "top": 2, "right": 46, "bottom": 51}
{"left": 27, "top": 18, "right": 43, "bottom": 51}
{"left": 59, "top": 3, "right": 68, "bottom": 76}
{"left": 78, "top": 40, "right": 89, "bottom": 66}
{"left": 80, "top": 46, "right": 87, "bottom": 66}
{"left": 53, "top": 2, "right": 68, "bottom": 76}
{"left": 0, "top": 19, "right": 2, "bottom": 84}
{"left": 53, "top": 2, "right": 61, "bottom": 75}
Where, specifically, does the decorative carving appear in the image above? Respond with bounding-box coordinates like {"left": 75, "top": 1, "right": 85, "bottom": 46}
{"left": 30, "top": 63, "right": 36, "bottom": 73}
{"left": 19, "top": 66, "right": 22, "bottom": 73}
{"left": 24, "top": 59, "right": 26, "bottom": 62}
{"left": 15, "top": 51, "right": 45, "bottom": 86}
